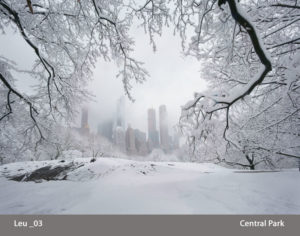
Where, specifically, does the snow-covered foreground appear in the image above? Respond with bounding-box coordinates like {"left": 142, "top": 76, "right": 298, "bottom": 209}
{"left": 0, "top": 158, "right": 299, "bottom": 214}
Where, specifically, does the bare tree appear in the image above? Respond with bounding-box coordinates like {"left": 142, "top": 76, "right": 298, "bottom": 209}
{"left": 177, "top": 0, "right": 299, "bottom": 168}
{"left": 0, "top": 0, "right": 299, "bottom": 166}
{"left": 0, "top": 0, "right": 149, "bottom": 162}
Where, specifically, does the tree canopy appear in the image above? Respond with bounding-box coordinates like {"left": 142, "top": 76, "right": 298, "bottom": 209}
{"left": 0, "top": 0, "right": 299, "bottom": 167}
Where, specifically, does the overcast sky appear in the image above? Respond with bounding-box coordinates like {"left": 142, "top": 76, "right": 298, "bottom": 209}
{"left": 89, "top": 26, "right": 207, "bottom": 134}
{"left": 0, "top": 25, "right": 207, "bottom": 134}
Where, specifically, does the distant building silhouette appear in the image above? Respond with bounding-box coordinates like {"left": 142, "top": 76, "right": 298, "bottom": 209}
{"left": 134, "top": 129, "right": 148, "bottom": 156}
{"left": 115, "top": 96, "right": 126, "bottom": 129}
{"left": 112, "top": 97, "right": 126, "bottom": 151}
{"left": 159, "top": 105, "right": 169, "bottom": 151}
{"left": 80, "top": 107, "right": 89, "bottom": 135}
{"left": 81, "top": 107, "right": 88, "bottom": 128}
{"left": 125, "top": 125, "right": 137, "bottom": 155}
{"left": 147, "top": 108, "right": 159, "bottom": 149}
{"left": 114, "top": 126, "right": 126, "bottom": 152}
{"left": 125, "top": 125, "right": 148, "bottom": 156}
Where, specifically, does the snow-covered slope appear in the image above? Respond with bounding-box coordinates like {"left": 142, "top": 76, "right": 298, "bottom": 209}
{"left": 0, "top": 157, "right": 299, "bottom": 214}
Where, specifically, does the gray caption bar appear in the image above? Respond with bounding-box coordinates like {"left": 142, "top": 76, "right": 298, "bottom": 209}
{"left": 0, "top": 215, "right": 298, "bottom": 236}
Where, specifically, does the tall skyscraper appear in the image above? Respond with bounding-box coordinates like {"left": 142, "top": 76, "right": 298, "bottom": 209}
{"left": 81, "top": 107, "right": 88, "bottom": 129}
{"left": 115, "top": 96, "right": 126, "bottom": 129}
{"left": 125, "top": 125, "right": 137, "bottom": 155}
{"left": 112, "top": 96, "right": 126, "bottom": 150}
{"left": 134, "top": 129, "right": 148, "bottom": 156}
{"left": 114, "top": 126, "right": 126, "bottom": 152}
{"left": 80, "top": 107, "right": 89, "bottom": 135}
{"left": 159, "top": 105, "right": 169, "bottom": 151}
{"left": 147, "top": 108, "right": 159, "bottom": 149}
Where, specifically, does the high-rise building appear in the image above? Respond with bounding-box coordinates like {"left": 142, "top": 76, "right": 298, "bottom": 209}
{"left": 125, "top": 125, "right": 137, "bottom": 155}
{"left": 148, "top": 108, "right": 156, "bottom": 132}
{"left": 115, "top": 96, "right": 126, "bottom": 129}
{"left": 80, "top": 107, "right": 89, "bottom": 135}
{"left": 147, "top": 108, "right": 159, "bottom": 149}
{"left": 112, "top": 96, "right": 126, "bottom": 152}
{"left": 134, "top": 129, "right": 148, "bottom": 156}
{"left": 81, "top": 107, "right": 88, "bottom": 128}
{"left": 159, "top": 105, "right": 169, "bottom": 151}
{"left": 114, "top": 126, "right": 126, "bottom": 152}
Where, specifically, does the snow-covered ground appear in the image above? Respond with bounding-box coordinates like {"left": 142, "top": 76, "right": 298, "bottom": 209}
{"left": 0, "top": 157, "right": 299, "bottom": 214}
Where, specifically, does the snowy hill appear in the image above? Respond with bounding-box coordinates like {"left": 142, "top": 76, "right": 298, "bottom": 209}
{"left": 0, "top": 157, "right": 299, "bottom": 214}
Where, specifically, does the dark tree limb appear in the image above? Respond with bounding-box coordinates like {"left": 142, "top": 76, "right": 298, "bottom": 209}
{"left": 269, "top": 4, "right": 300, "bottom": 10}
{"left": 218, "top": 0, "right": 272, "bottom": 105}
{"left": 0, "top": 89, "right": 12, "bottom": 121}
{"left": 0, "top": 72, "right": 44, "bottom": 141}
{"left": 26, "top": 0, "right": 33, "bottom": 13}
{"left": 0, "top": 0, "right": 54, "bottom": 110}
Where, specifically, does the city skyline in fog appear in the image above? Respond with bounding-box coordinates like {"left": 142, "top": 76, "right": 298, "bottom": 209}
{"left": 85, "top": 26, "right": 207, "bottom": 134}
{"left": 0, "top": 26, "right": 207, "bottom": 134}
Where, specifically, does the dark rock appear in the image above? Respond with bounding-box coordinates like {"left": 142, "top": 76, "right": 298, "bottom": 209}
{"left": 9, "top": 163, "right": 78, "bottom": 182}
{"left": 10, "top": 174, "right": 26, "bottom": 182}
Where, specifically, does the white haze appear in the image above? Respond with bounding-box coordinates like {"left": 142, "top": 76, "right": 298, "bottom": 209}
{"left": 89, "top": 26, "right": 207, "bottom": 134}
{"left": 0, "top": 26, "right": 207, "bottom": 134}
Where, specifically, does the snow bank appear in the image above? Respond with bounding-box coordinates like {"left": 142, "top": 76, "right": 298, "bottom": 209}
{"left": 0, "top": 157, "right": 299, "bottom": 214}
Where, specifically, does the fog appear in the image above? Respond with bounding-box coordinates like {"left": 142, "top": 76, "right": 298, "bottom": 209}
{"left": 0, "top": 25, "right": 207, "bottom": 134}
{"left": 89, "top": 26, "right": 207, "bottom": 134}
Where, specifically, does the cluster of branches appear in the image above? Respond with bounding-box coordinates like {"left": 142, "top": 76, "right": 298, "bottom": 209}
{"left": 178, "top": 0, "right": 300, "bottom": 169}
{"left": 0, "top": 0, "right": 151, "bottom": 162}
{"left": 0, "top": 0, "right": 299, "bottom": 167}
